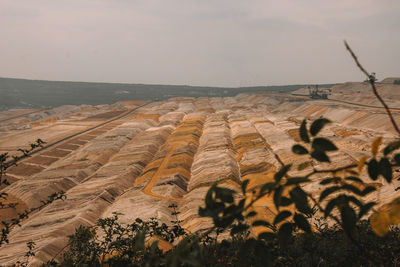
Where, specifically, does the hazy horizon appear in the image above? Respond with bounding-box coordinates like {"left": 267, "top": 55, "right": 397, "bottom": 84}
{"left": 1, "top": 1, "right": 399, "bottom": 87}
{"left": 0, "top": 75, "right": 338, "bottom": 88}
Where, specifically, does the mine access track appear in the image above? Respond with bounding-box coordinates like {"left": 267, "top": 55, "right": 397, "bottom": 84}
{"left": 289, "top": 93, "right": 400, "bottom": 112}
{"left": 16, "top": 102, "right": 152, "bottom": 159}
{"left": 0, "top": 108, "right": 49, "bottom": 123}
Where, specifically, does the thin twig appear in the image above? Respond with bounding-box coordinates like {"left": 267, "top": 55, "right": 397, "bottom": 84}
{"left": 49, "top": 241, "right": 71, "bottom": 264}
{"left": 344, "top": 41, "right": 400, "bottom": 136}
{"left": 305, "top": 163, "right": 358, "bottom": 178}
{"left": 307, "top": 193, "right": 341, "bottom": 226}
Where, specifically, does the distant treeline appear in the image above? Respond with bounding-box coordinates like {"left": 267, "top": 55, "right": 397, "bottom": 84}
{"left": 0, "top": 77, "right": 336, "bottom": 110}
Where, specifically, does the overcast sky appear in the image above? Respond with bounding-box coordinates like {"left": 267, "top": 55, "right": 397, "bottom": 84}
{"left": 0, "top": 0, "right": 399, "bottom": 87}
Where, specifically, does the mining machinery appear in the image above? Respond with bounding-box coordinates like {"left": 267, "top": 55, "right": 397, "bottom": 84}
{"left": 308, "top": 85, "right": 331, "bottom": 99}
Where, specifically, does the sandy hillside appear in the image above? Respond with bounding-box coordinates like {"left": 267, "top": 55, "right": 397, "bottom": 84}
{"left": 0, "top": 89, "right": 399, "bottom": 265}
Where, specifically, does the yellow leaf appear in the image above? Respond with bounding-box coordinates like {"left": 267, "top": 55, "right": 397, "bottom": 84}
{"left": 371, "top": 136, "right": 382, "bottom": 157}
{"left": 357, "top": 156, "right": 367, "bottom": 174}
{"left": 370, "top": 211, "right": 390, "bottom": 237}
{"left": 388, "top": 198, "right": 400, "bottom": 225}
{"left": 147, "top": 236, "right": 173, "bottom": 252}
{"left": 333, "top": 170, "right": 344, "bottom": 177}
{"left": 345, "top": 169, "right": 358, "bottom": 176}
{"left": 370, "top": 197, "right": 400, "bottom": 237}
{"left": 297, "top": 161, "right": 311, "bottom": 171}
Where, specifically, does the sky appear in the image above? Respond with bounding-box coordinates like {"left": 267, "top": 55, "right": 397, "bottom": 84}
{"left": 0, "top": 0, "right": 399, "bottom": 87}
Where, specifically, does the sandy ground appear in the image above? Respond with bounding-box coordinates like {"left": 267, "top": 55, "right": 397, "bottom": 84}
{"left": 0, "top": 82, "right": 400, "bottom": 265}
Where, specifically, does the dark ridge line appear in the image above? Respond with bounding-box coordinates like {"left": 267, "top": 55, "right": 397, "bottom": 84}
{"left": 0, "top": 108, "right": 49, "bottom": 123}
{"left": 0, "top": 76, "right": 337, "bottom": 89}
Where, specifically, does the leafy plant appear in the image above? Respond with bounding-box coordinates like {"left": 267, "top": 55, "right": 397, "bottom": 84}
{"left": 51, "top": 212, "right": 189, "bottom": 267}
{"left": 0, "top": 139, "right": 66, "bottom": 247}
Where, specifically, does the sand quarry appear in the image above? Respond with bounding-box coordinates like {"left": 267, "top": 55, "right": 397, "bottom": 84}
{"left": 0, "top": 81, "right": 400, "bottom": 265}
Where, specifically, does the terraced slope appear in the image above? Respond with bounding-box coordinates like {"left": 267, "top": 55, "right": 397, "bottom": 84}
{"left": 0, "top": 92, "right": 399, "bottom": 265}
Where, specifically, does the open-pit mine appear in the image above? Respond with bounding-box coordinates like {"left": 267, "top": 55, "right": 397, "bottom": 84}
{"left": 0, "top": 80, "right": 400, "bottom": 265}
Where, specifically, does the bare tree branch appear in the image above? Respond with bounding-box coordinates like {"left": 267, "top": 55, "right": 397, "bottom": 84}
{"left": 344, "top": 40, "right": 400, "bottom": 136}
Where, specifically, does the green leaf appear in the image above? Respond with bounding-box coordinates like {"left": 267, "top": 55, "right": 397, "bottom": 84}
{"left": 311, "top": 150, "right": 330, "bottom": 162}
{"left": 320, "top": 177, "right": 341, "bottom": 185}
{"left": 310, "top": 118, "right": 331, "bottom": 136}
{"left": 293, "top": 213, "right": 311, "bottom": 233}
{"left": 285, "top": 177, "right": 310, "bottom": 186}
{"left": 344, "top": 176, "right": 363, "bottom": 183}
{"left": 383, "top": 140, "right": 400, "bottom": 155}
{"left": 341, "top": 184, "right": 362, "bottom": 196}
{"left": 324, "top": 198, "right": 339, "bottom": 218}
{"left": 216, "top": 214, "right": 235, "bottom": 228}
{"left": 346, "top": 195, "right": 363, "bottom": 207}
{"left": 205, "top": 184, "right": 216, "bottom": 207}
{"left": 280, "top": 196, "right": 293, "bottom": 206}
{"left": 199, "top": 184, "right": 219, "bottom": 218}
{"left": 224, "top": 204, "right": 242, "bottom": 218}
{"left": 252, "top": 220, "right": 272, "bottom": 227}
{"left": 274, "top": 164, "right": 291, "bottom": 183}
{"left": 367, "top": 159, "right": 380, "bottom": 180}
{"left": 259, "top": 182, "right": 275, "bottom": 196}
{"left": 358, "top": 202, "right": 376, "bottom": 219}
{"left": 238, "top": 199, "right": 245, "bottom": 210}
{"left": 312, "top": 138, "right": 338, "bottom": 152}
{"left": 215, "top": 187, "right": 235, "bottom": 203}
{"left": 289, "top": 187, "right": 311, "bottom": 214}
{"left": 241, "top": 179, "right": 249, "bottom": 194}
{"left": 292, "top": 144, "right": 308, "bottom": 155}
{"left": 246, "top": 211, "right": 257, "bottom": 218}
{"left": 340, "top": 205, "right": 357, "bottom": 237}
{"left": 273, "top": 210, "right": 292, "bottom": 225}
{"left": 299, "top": 120, "right": 310, "bottom": 143}
{"left": 361, "top": 186, "right": 376, "bottom": 196}
{"left": 379, "top": 158, "right": 392, "bottom": 183}
{"left": 273, "top": 186, "right": 283, "bottom": 210}
{"left": 395, "top": 154, "right": 400, "bottom": 165}
{"left": 258, "top": 232, "right": 276, "bottom": 240}
{"left": 278, "top": 222, "right": 293, "bottom": 247}
{"left": 319, "top": 186, "right": 341, "bottom": 202}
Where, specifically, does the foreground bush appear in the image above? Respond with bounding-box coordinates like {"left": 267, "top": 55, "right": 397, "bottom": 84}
{"left": 44, "top": 215, "right": 400, "bottom": 266}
